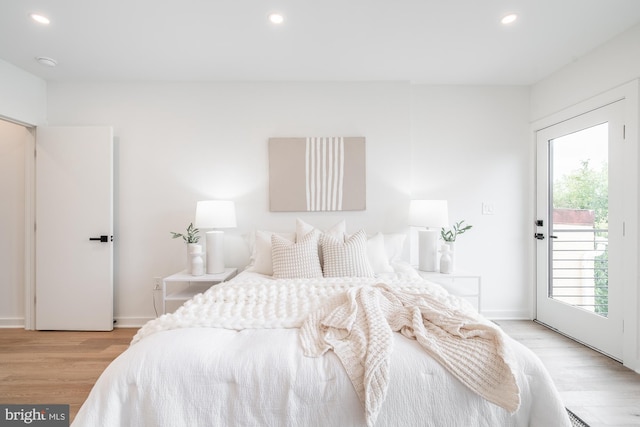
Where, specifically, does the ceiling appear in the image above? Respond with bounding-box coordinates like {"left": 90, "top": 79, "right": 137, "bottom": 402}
{"left": 2, "top": 0, "right": 640, "bottom": 85}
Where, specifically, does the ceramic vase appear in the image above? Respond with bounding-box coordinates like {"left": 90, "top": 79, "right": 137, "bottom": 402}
{"left": 186, "top": 243, "right": 200, "bottom": 273}
{"left": 190, "top": 245, "right": 204, "bottom": 276}
{"left": 440, "top": 244, "right": 453, "bottom": 274}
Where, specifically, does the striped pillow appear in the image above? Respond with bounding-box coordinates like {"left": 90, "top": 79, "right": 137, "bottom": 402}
{"left": 321, "top": 229, "right": 375, "bottom": 277}
{"left": 272, "top": 230, "right": 323, "bottom": 278}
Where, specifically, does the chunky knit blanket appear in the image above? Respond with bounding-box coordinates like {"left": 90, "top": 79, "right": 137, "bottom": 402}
{"left": 132, "top": 277, "right": 444, "bottom": 342}
{"left": 131, "top": 277, "right": 520, "bottom": 426}
{"left": 300, "top": 283, "right": 520, "bottom": 426}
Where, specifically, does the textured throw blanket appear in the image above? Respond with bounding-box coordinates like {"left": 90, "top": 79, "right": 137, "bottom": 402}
{"left": 300, "top": 284, "right": 520, "bottom": 427}
{"left": 131, "top": 279, "right": 520, "bottom": 426}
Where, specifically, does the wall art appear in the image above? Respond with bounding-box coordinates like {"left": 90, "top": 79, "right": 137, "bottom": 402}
{"left": 268, "top": 137, "right": 366, "bottom": 212}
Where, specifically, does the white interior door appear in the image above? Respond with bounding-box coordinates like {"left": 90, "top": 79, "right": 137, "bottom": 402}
{"left": 536, "top": 101, "right": 624, "bottom": 360}
{"left": 35, "top": 126, "right": 114, "bottom": 330}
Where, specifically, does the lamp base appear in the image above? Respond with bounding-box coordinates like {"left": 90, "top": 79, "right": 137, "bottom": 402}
{"left": 418, "top": 229, "right": 438, "bottom": 272}
{"left": 206, "top": 231, "right": 225, "bottom": 274}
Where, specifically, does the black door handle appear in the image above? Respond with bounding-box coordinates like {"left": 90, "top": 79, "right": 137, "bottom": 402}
{"left": 89, "top": 235, "right": 112, "bottom": 243}
{"left": 534, "top": 233, "right": 557, "bottom": 240}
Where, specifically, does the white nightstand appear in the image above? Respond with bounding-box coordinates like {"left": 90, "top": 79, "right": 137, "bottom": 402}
{"left": 417, "top": 270, "right": 482, "bottom": 314}
{"left": 162, "top": 268, "right": 237, "bottom": 314}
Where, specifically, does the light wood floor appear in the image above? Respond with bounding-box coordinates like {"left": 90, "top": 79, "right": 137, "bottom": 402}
{"left": 0, "top": 327, "right": 136, "bottom": 422}
{"left": 1, "top": 322, "right": 639, "bottom": 426}
{"left": 498, "top": 320, "right": 640, "bottom": 427}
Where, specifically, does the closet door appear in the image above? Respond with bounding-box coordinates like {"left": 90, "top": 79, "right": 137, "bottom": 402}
{"left": 35, "top": 126, "right": 113, "bottom": 330}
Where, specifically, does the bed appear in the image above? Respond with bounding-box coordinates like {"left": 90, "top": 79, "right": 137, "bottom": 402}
{"left": 72, "top": 221, "right": 572, "bottom": 427}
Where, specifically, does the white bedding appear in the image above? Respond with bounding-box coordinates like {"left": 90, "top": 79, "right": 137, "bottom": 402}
{"left": 72, "top": 271, "right": 571, "bottom": 427}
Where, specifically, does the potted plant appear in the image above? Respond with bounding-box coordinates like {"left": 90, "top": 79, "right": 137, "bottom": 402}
{"left": 171, "top": 223, "right": 201, "bottom": 273}
{"left": 170, "top": 223, "right": 200, "bottom": 244}
{"left": 439, "top": 220, "right": 472, "bottom": 273}
{"left": 440, "top": 220, "right": 472, "bottom": 243}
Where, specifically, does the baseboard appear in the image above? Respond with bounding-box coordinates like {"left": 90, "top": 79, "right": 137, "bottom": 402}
{"left": 114, "top": 316, "right": 155, "bottom": 328}
{"left": 0, "top": 317, "right": 25, "bottom": 328}
{"left": 0, "top": 317, "right": 151, "bottom": 329}
{"left": 482, "top": 309, "right": 532, "bottom": 321}
{"left": 5, "top": 313, "right": 532, "bottom": 329}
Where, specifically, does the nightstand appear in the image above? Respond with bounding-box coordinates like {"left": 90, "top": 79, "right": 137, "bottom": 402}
{"left": 162, "top": 268, "right": 237, "bottom": 314}
{"left": 417, "top": 270, "right": 482, "bottom": 314}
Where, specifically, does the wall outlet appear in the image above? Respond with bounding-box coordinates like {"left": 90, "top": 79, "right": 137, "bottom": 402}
{"left": 153, "top": 277, "right": 162, "bottom": 290}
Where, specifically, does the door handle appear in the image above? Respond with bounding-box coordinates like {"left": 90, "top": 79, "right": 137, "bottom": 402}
{"left": 89, "top": 235, "right": 112, "bottom": 243}
{"left": 534, "top": 233, "right": 558, "bottom": 240}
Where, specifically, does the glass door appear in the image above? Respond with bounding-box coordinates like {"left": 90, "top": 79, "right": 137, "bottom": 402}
{"left": 536, "top": 101, "right": 624, "bottom": 360}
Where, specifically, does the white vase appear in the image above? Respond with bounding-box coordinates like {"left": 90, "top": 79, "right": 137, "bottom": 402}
{"left": 186, "top": 243, "right": 200, "bottom": 273}
{"left": 190, "top": 251, "right": 204, "bottom": 276}
{"left": 444, "top": 241, "right": 455, "bottom": 273}
{"left": 440, "top": 244, "right": 453, "bottom": 274}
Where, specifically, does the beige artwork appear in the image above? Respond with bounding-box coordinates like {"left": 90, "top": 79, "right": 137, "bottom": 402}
{"left": 269, "top": 137, "right": 366, "bottom": 212}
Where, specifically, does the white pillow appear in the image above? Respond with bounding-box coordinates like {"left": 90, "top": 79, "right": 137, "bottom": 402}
{"left": 367, "top": 232, "right": 394, "bottom": 273}
{"left": 295, "top": 218, "right": 346, "bottom": 242}
{"left": 321, "top": 229, "right": 375, "bottom": 277}
{"left": 272, "top": 230, "right": 323, "bottom": 278}
{"left": 383, "top": 233, "right": 407, "bottom": 262}
{"left": 245, "top": 230, "right": 296, "bottom": 275}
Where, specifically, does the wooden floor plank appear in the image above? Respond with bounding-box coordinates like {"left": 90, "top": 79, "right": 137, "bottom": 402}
{"left": 0, "top": 327, "right": 136, "bottom": 422}
{"left": 499, "top": 320, "right": 640, "bottom": 427}
{"left": 2, "top": 322, "right": 640, "bottom": 426}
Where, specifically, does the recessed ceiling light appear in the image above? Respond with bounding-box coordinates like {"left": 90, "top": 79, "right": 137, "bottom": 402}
{"left": 30, "top": 13, "right": 50, "bottom": 25}
{"left": 501, "top": 13, "right": 518, "bottom": 25}
{"left": 35, "top": 56, "right": 57, "bottom": 67}
{"left": 268, "top": 13, "right": 284, "bottom": 24}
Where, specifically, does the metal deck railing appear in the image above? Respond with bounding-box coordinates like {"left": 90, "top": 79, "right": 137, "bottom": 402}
{"left": 550, "top": 227, "right": 609, "bottom": 317}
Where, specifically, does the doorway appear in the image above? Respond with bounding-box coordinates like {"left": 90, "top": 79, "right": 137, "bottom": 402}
{"left": 0, "top": 119, "right": 32, "bottom": 327}
{"left": 535, "top": 101, "right": 624, "bottom": 360}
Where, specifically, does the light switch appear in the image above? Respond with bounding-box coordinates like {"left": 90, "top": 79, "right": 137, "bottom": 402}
{"left": 482, "top": 202, "right": 494, "bottom": 215}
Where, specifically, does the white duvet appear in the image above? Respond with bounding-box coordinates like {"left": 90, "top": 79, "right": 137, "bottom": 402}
{"left": 72, "top": 272, "right": 571, "bottom": 427}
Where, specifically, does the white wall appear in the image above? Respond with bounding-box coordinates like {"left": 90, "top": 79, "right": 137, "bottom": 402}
{"left": 531, "top": 23, "right": 640, "bottom": 122}
{"left": 410, "top": 86, "right": 532, "bottom": 318}
{"left": 0, "top": 59, "right": 46, "bottom": 126}
{"left": 0, "top": 120, "right": 28, "bottom": 326}
{"left": 46, "top": 82, "right": 415, "bottom": 325}
{"left": 531, "top": 23, "right": 640, "bottom": 372}
{"left": 43, "top": 81, "right": 534, "bottom": 325}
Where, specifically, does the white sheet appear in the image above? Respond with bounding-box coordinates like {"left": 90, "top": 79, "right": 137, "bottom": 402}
{"left": 72, "top": 272, "right": 571, "bottom": 427}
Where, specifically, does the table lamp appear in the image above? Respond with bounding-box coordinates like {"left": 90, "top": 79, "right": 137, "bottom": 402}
{"left": 408, "top": 200, "right": 449, "bottom": 272}
{"left": 194, "top": 200, "right": 237, "bottom": 274}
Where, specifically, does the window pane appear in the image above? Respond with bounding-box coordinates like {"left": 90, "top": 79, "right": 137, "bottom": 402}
{"left": 550, "top": 123, "right": 609, "bottom": 317}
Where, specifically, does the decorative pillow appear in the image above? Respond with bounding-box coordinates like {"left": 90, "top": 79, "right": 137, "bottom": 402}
{"left": 296, "top": 218, "right": 346, "bottom": 267}
{"left": 321, "top": 229, "right": 375, "bottom": 277}
{"left": 367, "top": 232, "right": 394, "bottom": 273}
{"left": 272, "top": 230, "right": 323, "bottom": 278}
{"left": 245, "top": 230, "right": 296, "bottom": 275}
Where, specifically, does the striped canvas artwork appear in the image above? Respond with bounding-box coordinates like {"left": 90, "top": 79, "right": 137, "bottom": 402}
{"left": 269, "top": 137, "right": 366, "bottom": 212}
{"left": 305, "top": 137, "right": 344, "bottom": 211}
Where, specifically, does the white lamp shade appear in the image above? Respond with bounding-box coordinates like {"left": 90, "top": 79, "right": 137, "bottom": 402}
{"left": 408, "top": 200, "right": 449, "bottom": 228}
{"left": 194, "top": 200, "right": 237, "bottom": 229}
